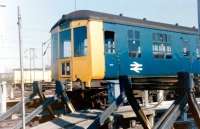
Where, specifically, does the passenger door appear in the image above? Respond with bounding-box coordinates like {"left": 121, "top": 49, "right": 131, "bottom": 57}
{"left": 104, "top": 31, "right": 119, "bottom": 78}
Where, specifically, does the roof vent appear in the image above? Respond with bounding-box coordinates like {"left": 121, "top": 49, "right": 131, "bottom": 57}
{"left": 119, "top": 13, "right": 123, "bottom": 16}
{"left": 175, "top": 23, "right": 179, "bottom": 26}
{"left": 192, "top": 26, "right": 196, "bottom": 29}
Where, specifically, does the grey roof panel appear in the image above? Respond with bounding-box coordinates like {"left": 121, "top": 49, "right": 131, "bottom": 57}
{"left": 51, "top": 10, "right": 198, "bottom": 34}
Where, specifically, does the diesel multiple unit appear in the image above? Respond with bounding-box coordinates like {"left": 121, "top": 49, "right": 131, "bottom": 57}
{"left": 51, "top": 10, "right": 200, "bottom": 87}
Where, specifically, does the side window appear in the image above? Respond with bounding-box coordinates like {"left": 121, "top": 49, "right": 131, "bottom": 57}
{"left": 196, "top": 44, "right": 200, "bottom": 59}
{"left": 152, "top": 33, "right": 172, "bottom": 59}
{"left": 51, "top": 33, "right": 59, "bottom": 60}
{"left": 128, "top": 30, "right": 141, "bottom": 58}
{"left": 197, "top": 48, "right": 200, "bottom": 59}
{"left": 104, "top": 31, "right": 115, "bottom": 54}
{"left": 180, "top": 38, "right": 190, "bottom": 57}
{"left": 74, "top": 26, "right": 87, "bottom": 57}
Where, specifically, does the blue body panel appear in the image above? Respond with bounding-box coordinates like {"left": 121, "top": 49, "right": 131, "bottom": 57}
{"left": 103, "top": 22, "right": 200, "bottom": 78}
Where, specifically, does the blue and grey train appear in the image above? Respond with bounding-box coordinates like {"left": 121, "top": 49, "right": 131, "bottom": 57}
{"left": 51, "top": 10, "right": 200, "bottom": 87}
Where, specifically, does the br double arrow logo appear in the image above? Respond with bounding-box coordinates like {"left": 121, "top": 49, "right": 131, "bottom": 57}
{"left": 130, "top": 62, "right": 143, "bottom": 73}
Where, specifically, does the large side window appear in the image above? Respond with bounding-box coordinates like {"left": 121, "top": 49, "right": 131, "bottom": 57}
{"left": 60, "top": 29, "right": 71, "bottom": 58}
{"left": 51, "top": 32, "right": 59, "bottom": 79}
{"left": 128, "top": 30, "right": 141, "bottom": 58}
{"left": 152, "top": 33, "right": 172, "bottom": 59}
{"left": 74, "top": 26, "right": 87, "bottom": 57}
{"left": 104, "top": 31, "right": 115, "bottom": 54}
{"left": 51, "top": 33, "right": 59, "bottom": 62}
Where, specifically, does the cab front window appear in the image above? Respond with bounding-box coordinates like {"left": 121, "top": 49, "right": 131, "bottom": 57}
{"left": 60, "top": 29, "right": 71, "bottom": 58}
{"left": 73, "top": 26, "right": 88, "bottom": 57}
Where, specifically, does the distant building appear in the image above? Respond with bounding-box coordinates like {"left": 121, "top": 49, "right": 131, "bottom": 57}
{"left": 0, "top": 73, "right": 13, "bottom": 83}
{"left": 13, "top": 68, "right": 51, "bottom": 84}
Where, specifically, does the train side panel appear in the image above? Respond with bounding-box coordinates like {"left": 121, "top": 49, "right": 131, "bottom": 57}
{"left": 103, "top": 22, "right": 200, "bottom": 78}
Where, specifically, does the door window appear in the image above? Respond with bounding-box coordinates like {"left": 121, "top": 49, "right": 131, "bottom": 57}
{"left": 104, "top": 31, "right": 115, "bottom": 54}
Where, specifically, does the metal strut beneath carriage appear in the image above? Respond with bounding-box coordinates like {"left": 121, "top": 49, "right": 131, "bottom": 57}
{"left": 0, "top": 81, "right": 75, "bottom": 129}
{"left": 88, "top": 72, "right": 200, "bottom": 129}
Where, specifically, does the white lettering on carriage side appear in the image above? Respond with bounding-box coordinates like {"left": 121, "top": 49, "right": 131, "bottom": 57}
{"left": 130, "top": 62, "right": 143, "bottom": 73}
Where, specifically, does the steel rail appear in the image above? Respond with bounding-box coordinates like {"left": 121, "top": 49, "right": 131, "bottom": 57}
{"left": 87, "top": 94, "right": 123, "bottom": 129}
{"left": 13, "top": 97, "right": 55, "bottom": 129}
{"left": 121, "top": 76, "right": 152, "bottom": 129}
{"left": 153, "top": 95, "right": 187, "bottom": 129}
{"left": 187, "top": 92, "right": 200, "bottom": 128}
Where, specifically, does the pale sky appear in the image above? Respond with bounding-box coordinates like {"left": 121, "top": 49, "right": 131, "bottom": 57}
{"left": 0, "top": 0, "right": 198, "bottom": 73}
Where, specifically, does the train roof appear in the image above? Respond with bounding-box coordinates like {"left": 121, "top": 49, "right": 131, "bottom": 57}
{"left": 51, "top": 10, "right": 198, "bottom": 34}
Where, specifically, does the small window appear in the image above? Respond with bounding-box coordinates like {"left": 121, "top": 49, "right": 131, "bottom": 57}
{"left": 181, "top": 38, "right": 190, "bottom": 57}
{"left": 128, "top": 30, "right": 134, "bottom": 39}
{"left": 105, "top": 31, "right": 115, "bottom": 54}
{"left": 135, "top": 31, "right": 140, "bottom": 39}
{"left": 61, "top": 62, "right": 70, "bottom": 76}
{"left": 196, "top": 44, "right": 200, "bottom": 59}
{"left": 74, "top": 26, "right": 87, "bottom": 57}
{"left": 60, "top": 22, "right": 69, "bottom": 30}
{"left": 196, "top": 49, "right": 200, "bottom": 59}
{"left": 152, "top": 33, "right": 172, "bottom": 59}
{"left": 166, "top": 45, "right": 172, "bottom": 59}
{"left": 183, "top": 48, "right": 190, "bottom": 56}
{"left": 128, "top": 30, "right": 141, "bottom": 58}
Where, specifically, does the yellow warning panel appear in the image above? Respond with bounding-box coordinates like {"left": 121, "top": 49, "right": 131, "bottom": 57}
{"left": 57, "top": 20, "right": 105, "bottom": 86}
{"left": 88, "top": 20, "right": 105, "bottom": 80}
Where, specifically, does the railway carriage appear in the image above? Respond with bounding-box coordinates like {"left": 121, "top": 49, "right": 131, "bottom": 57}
{"left": 51, "top": 10, "right": 200, "bottom": 88}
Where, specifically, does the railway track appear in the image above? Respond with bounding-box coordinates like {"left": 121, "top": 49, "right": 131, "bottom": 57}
{"left": 1, "top": 73, "right": 200, "bottom": 129}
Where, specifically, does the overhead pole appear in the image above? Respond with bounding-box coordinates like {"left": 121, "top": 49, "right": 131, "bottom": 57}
{"left": 42, "top": 42, "right": 45, "bottom": 81}
{"left": 17, "top": 6, "right": 26, "bottom": 129}
{"left": 29, "top": 48, "right": 32, "bottom": 83}
{"left": 198, "top": 0, "right": 200, "bottom": 34}
{"left": 74, "top": 0, "right": 77, "bottom": 10}
{"left": 32, "top": 48, "right": 36, "bottom": 81}
{"left": 42, "top": 39, "right": 50, "bottom": 81}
